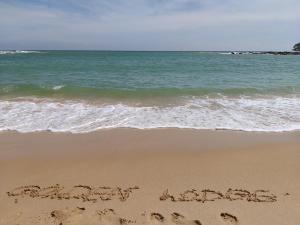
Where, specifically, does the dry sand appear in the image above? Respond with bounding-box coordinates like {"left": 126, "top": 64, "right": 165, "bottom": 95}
{"left": 0, "top": 129, "right": 299, "bottom": 225}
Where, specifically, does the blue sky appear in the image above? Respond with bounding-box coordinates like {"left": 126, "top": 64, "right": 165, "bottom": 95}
{"left": 0, "top": 0, "right": 299, "bottom": 50}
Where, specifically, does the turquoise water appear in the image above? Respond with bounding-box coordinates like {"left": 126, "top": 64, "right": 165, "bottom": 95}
{"left": 0, "top": 51, "right": 300, "bottom": 132}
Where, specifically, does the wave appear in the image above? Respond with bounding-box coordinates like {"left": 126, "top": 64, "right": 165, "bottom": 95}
{"left": 218, "top": 52, "right": 258, "bottom": 55}
{"left": 52, "top": 85, "right": 65, "bottom": 90}
{"left": 0, "top": 96, "right": 299, "bottom": 133}
{"left": 1, "top": 84, "right": 300, "bottom": 100}
{"left": 0, "top": 50, "right": 42, "bottom": 55}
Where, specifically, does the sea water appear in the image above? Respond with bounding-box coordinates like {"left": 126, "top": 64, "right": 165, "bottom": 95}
{"left": 0, "top": 51, "right": 299, "bottom": 132}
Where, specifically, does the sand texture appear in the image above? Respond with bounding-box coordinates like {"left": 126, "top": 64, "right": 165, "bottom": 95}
{"left": 0, "top": 129, "right": 300, "bottom": 225}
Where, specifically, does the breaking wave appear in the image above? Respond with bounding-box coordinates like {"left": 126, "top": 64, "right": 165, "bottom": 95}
{"left": 0, "top": 50, "right": 42, "bottom": 55}
{"left": 0, "top": 96, "right": 299, "bottom": 133}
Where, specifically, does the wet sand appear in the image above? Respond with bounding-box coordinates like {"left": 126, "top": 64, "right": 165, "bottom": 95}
{"left": 0, "top": 129, "right": 300, "bottom": 225}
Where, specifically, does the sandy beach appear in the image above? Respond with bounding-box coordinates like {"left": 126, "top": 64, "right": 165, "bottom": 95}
{"left": 2, "top": 0, "right": 300, "bottom": 224}
{"left": 0, "top": 129, "right": 299, "bottom": 225}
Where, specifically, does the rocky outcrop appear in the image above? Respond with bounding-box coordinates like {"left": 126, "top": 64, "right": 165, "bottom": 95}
{"left": 227, "top": 51, "right": 300, "bottom": 55}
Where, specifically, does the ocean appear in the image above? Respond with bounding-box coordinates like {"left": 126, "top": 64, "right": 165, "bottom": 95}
{"left": 0, "top": 50, "right": 299, "bottom": 133}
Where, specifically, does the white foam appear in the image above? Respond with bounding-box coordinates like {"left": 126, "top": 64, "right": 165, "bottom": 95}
{"left": 0, "top": 96, "right": 300, "bottom": 133}
{"left": 0, "top": 50, "right": 41, "bottom": 55}
{"left": 52, "top": 85, "right": 65, "bottom": 90}
{"left": 219, "top": 52, "right": 254, "bottom": 55}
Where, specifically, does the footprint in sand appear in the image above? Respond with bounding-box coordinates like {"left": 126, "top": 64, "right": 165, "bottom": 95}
{"left": 142, "top": 212, "right": 201, "bottom": 225}
{"left": 139, "top": 212, "right": 165, "bottom": 224}
{"left": 51, "top": 207, "right": 135, "bottom": 225}
{"left": 97, "top": 208, "right": 135, "bottom": 225}
{"left": 171, "top": 212, "right": 202, "bottom": 225}
{"left": 150, "top": 212, "right": 165, "bottom": 223}
{"left": 50, "top": 209, "right": 203, "bottom": 225}
{"left": 220, "top": 213, "right": 238, "bottom": 225}
{"left": 51, "top": 207, "right": 86, "bottom": 225}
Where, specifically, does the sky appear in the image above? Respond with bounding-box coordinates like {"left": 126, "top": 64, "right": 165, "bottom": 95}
{"left": 0, "top": 0, "right": 299, "bottom": 51}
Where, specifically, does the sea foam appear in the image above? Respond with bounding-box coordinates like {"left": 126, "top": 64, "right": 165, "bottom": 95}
{"left": 0, "top": 96, "right": 299, "bottom": 133}
{"left": 0, "top": 50, "right": 41, "bottom": 55}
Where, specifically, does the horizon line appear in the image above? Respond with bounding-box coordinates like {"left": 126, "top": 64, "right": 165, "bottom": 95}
{"left": 0, "top": 49, "right": 296, "bottom": 52}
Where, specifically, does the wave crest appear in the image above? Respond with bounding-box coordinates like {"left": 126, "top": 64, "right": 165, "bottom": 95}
{"left": 0, "top": 50, "right": 42, "bottom": 55}
{"left": 0, "top": 97, "right": 299, "bottom": 133}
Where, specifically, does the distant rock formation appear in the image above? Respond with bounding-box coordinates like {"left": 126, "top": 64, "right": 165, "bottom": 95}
{"left": 293, "top": 43, "right": 300, "bottom": 51}
{"left": 257, "top": 51, "right": 300, "bottom": 55}
{"left": 226, "top": 51, "right": 300, "bottom": 55}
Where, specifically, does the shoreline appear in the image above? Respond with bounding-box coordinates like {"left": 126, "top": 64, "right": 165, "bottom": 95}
{"left": 1, "top": 94, "right": 300, "bottom": 133}
{"left": 0, "top": 129, "right": 300, "bottom": 225}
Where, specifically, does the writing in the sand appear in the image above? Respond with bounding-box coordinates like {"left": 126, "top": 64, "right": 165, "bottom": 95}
{"left": 7, "top": 185, "right": 140, "bottom": 202}
{"left": 160, "top": 188, "right": 277, "bottom": 203}
{"left": 7, "top": 185, "right": 277, "bottom": 203}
